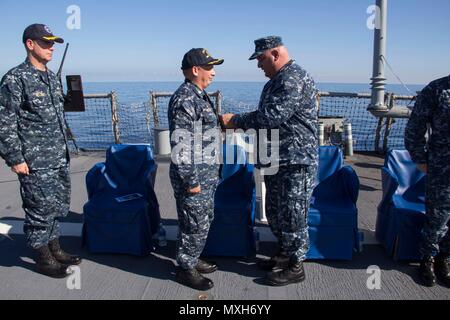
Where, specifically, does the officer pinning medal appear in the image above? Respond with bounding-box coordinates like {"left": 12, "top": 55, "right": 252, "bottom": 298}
{"left": 221, "top": 36, "right": 319, "bottom": 286}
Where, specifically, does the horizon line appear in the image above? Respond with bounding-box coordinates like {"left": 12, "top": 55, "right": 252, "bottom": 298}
{"left": 79, "top": 80, "right": 426, "bottom": 86}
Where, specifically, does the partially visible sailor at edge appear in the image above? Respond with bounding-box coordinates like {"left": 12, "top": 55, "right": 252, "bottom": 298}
{"left": 0, "top": 24, "right": 82, "bottom": 278}
{"left": 405, "top": 74, "right": 450, "bottom": 288}
{"left": 220, "top": 36, "right": 319, "bottom": 286}
{"left": 168, "top": 48, "right": 224, "bottom": 291}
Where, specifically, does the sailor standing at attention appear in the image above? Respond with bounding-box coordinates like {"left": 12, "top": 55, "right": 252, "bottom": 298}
{"left": 0, "top": 24, "right": 81, "bottom": 278}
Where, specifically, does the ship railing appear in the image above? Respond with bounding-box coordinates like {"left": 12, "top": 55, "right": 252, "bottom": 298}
{"left": 64, "top": 90, "right": 416, "bottom": 153}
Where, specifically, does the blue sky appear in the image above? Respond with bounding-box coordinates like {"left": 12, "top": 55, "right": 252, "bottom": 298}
{"left": 0, "top": 0, "right": 449, "bottom": 84}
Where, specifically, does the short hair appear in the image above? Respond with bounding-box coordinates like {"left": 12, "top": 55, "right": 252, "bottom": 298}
{"left": 183, "top": 67, "right": 195, "bottom": 80}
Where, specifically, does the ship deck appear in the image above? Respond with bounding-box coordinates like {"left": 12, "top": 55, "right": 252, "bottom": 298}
{"left": 0, "top": 152, "right": 449, "bottom": 300}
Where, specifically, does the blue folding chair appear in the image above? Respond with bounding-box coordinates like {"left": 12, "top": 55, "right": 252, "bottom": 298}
{"left": 307, "top": 146, "right": 360, "bottom": 260}
{"left": 203, "top": 143, "right": 257, "bottom": 257}
{"left": 83, "top": 144, "right": 161, "bottom": 256}
{"left": 376, "top": 149, "right": 426, "bottom": 260}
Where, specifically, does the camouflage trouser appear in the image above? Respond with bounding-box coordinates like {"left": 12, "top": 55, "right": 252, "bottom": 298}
{"left": 264, "top": 164, "right": 317, "bottom": 263}
{"left": 18, "top": 166, "right": 71, "bottom": 249}
{"left": 419, "top": 173, "right": 450, "bottom": 258}
{"left": 171, "top": 176, "right": 218, "bottom": 270}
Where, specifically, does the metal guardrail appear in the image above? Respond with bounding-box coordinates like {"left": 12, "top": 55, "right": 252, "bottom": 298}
{"left": 149, "top": 91, "right": 223, "bottom": 128}
{"left": 317, "top": 92, "right": 415, "bottom": 152}
{"left": 65, "top": 92, "right": 120, "bottom": 150}
{"left": 65, "top": 90, "right": 416, "bottom": 153}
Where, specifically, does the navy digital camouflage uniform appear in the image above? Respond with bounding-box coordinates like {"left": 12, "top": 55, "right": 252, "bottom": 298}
{"left": 0, "top": 59, "right": 70, "bottom": 249}
{"left": 405, "top": 75, "right": 450, "bottom": 258}
{"left": 232, "top": 60, "right": 319, "bottom": 263}
{"left": 168, "top": 80, "right": 221, "bottom": 270}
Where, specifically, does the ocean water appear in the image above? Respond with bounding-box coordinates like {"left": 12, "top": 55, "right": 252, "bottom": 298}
{"left": 81, "top": 81, "right": 424, "bottom": 105}
{"left": 66, "top": 81, "right": 424, "bottom": 151}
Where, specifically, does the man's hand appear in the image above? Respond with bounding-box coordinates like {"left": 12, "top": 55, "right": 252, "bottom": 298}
{"left": 11, "top": 162, "right": 30, "bottom": 175}
{"left": 416, "top": 164, "right": 428, "bottom": 174}
{"left": 219, "top": 114, "right": 236, "bottom": 129}
{"left": 187, "top": 185, "right": 201, "bottom": 194}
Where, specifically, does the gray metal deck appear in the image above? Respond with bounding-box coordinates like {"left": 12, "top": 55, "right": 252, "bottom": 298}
{"left": 1, "top": 153, "right": 449, "bottom": 300}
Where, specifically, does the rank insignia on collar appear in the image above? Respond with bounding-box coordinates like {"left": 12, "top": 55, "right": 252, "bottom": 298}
{"left": 34, "top": 91, "right": 46, "bottom": 98}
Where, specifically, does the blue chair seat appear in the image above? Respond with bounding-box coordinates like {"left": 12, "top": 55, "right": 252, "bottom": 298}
{"left": 84, "top": 196, "right": 153, "bottom": 256}
{"left": 309, "top": 202, "right": 358, "bottom": 228}
{"left": 308, "top": 226, "right": 358, "bottom": 260}
{"left": 203, "top": 143, "right": 256, "bottom": 257}
{"left": 85, "top": 193, "right": 147, "bottom": 223}
{"left": 393, "top": 195, "right": 425, "bottom": 213}
{"left": 376, "top": 149, "right": 426, "bottom": 260}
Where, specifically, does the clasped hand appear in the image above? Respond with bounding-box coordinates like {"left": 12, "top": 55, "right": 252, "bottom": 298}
{"left": 219, "top": 114, "right": 236, "bottom": 129}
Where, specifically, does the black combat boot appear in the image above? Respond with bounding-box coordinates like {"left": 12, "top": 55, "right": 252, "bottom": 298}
{"left": 196, "top": 259, "right": 218, "bottom": 274}
{"left": 257, "top": 253, "right": 290, "bottom": 271}
{"left": 34, "top": 246, "right": 73, "bottom": 279}
{"left": 175, "top": 268, "right": 214, "bottom": 291}
{"left": 48, "top": 238, "right": 82, "bottom": 265}
{"left": 435, "top": 253, "right": 450, "bottom": 288}
{"left": 264, "top": 260, "right": 306, "bottom": 286}
{"left": 419, "top": 256, "right": 437, "bottom": 287}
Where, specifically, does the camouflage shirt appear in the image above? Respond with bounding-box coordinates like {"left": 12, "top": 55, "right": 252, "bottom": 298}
{"left": 168, "top": 80, "right": 221, "bottom": 189}
{"left": 232, "top": 60, "right": 319, "bottom": 167}
{"left": 405, "top": 75, "right": 450, "bottom": 166}
{"left": 0, "top": 59, "right": 69, "bottom": 170}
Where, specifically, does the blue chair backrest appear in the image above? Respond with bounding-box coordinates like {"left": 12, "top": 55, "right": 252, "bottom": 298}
{"left": 105, "top": 144, "right": 156, "bottom": 193}
{"left": 86, "top": 163, "right": 106, "bottom": 199}
{"left": 221, "top": 143, "right": 248, "bottom": 181}
{"left": 316, "top": 146, "right": 343, "bottom": 185}
{"left": 385, "top": 150, "right": 426, "bottom": 198}
{"left": 86, "top": 144, "right": 157, "bottom": 198}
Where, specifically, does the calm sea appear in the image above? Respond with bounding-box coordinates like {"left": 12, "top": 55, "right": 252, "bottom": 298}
{"left": 81, "top": 81, "right": 424, "bottom": 105}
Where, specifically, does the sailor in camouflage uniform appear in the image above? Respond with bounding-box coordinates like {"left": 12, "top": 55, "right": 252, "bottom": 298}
{"left": 0, "top": 24, "right": 81, "bottom": 278}
{"left": 405, "top": 75, "right": 450, "bottom": 288}
{"left": 221, "top": 36, "right": 318, "bottom": 286}
{"left": 169, "top": 48, "right": 224, "bottom": 290}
